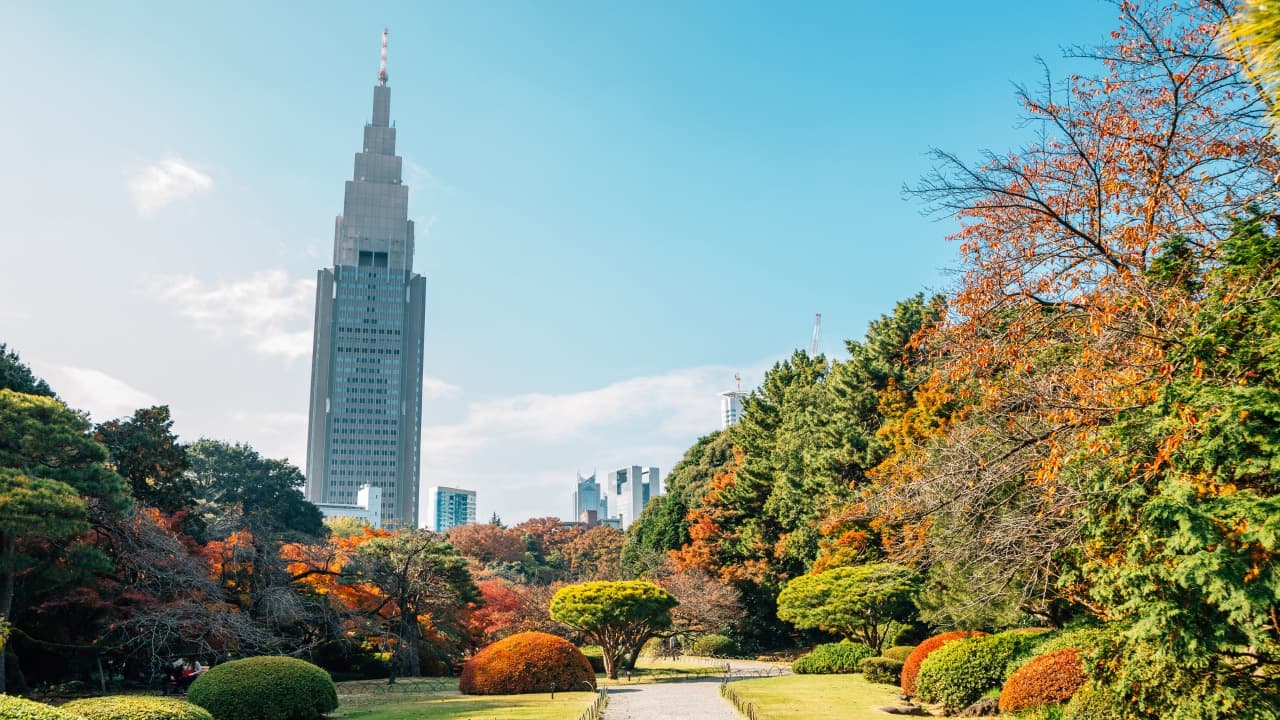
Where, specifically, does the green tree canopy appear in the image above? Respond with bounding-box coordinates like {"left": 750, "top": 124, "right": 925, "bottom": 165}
{"left": 549, "top": 580, "right": 676, "bottom": 679}
{"left": 96, "top": 406, "right": 193, "bottom": 518}
{"left": 186, "top": 439, "right": 325, "bottom": 541}
{"left": 775, "top": 563, "right": 918, "bottom": 652}
{"left": 0, "top": 344, "right": 54, "bottom": 397}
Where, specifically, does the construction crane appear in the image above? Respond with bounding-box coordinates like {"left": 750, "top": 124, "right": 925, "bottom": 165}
{"left": 810, "top": 313, "right": 822, "bottom": 356}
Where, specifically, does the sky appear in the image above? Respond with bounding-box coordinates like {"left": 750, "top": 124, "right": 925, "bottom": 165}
{"left": 0, "top": 1, "right": 1121, "bottom": 525}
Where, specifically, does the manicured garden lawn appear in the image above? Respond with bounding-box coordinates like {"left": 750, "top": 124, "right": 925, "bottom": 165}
{"left": 727, "top": 674, "right": 904, "bottom": 720}
{"left": 331, "top": 680, "right": 597, "bottom": 720}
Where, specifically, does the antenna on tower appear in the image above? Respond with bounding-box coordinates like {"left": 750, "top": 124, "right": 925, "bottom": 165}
{"left": 378, "top": 28, "right": 389, "bottom": 85}
{"left": 735, "top": 373, "right": 742, "bottom": 393}
{"left": 810, "top": 313, "right": 822, "bottom": 356}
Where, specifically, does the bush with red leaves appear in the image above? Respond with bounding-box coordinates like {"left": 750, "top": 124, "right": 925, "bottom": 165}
{"left": 459, "top": 631, "right": 596, "bottom": 695}
{"left": 900, "top": 630, "right": 987, "bottom": 696}
{"left": 998, "top": 648, "right": 1087, "bottom": 713}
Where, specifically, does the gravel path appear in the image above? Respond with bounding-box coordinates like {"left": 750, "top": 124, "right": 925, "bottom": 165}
{"left": 601, "top": 660, "right": 787, "bottom": 720}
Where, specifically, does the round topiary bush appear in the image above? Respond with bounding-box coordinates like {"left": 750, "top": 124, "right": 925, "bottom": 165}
{"left": 187, "top": 657, "right": 337, "bottom": 720}
{"left": 915, "top": 630, "right": 1042, "bottom": 713}
{"left": 900, "top": 630, "right": 986, "bottom": 696}
{"left": 460, "top": 631, "right": 596, "bottom": 695}
{"left": 791, "top": 641, "right": 875, "bottom": 674}
{"left": 689, "top": 634, "right": 737, "bottom": 658}
{"left": 882, "top": 645, "right": 916, "bottom": 662}
{"left": 860, "top": 656, "right": 906, "bottom": 685}
{"left": 0, "top": 695, "right": 82, "bottom": 720}
{"left": 998, "top": 649, "right": 1087, "bottom": 713}
{"left": 63, "top": 697, "right": 213, "bottom": 720}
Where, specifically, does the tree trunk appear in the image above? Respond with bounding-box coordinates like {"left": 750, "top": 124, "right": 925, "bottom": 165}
{"left": 0, "top": 532, "right": 15, "bottom": 693}
{"left": 602, "top": 646, "right": 619, "bottom": 680}
{"left": 625, "top": 634, "right": 651, "bottom": 672}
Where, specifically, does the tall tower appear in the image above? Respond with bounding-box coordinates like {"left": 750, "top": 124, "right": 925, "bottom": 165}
{"left": 305, "top": 30, "right": 427, "bottom": 529}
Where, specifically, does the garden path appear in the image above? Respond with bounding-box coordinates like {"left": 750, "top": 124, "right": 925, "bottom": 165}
{"left": 601, "top": 659, "right": 787, "bottom": 720}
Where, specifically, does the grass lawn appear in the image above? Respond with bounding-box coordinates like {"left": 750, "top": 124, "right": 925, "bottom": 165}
{"left": 331, "top": 679, "right": 598, "bottom": 720}
{"left": 597, "top": 659, "right": 723, "bottom": 687}
{"left": 726, "top": 674, "right": 905, "bottom": 720}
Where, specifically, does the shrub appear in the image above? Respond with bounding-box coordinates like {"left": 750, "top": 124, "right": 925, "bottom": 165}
{"left": 579, "top": 645, "right": 606, "bottom": 674}
{"left": 460, "top": 631, "right": 596, "bottom": 695}
{"left": 0, "top": 695, "right": 81, "bottom": 720}
{"left": 187, "top": 657, "right": 337, "bottom": 720}
{"left": 882, "top": 645, "right": 916, "bottom": 662}
{"left": 63, "top": 697, "right": 213, "bottom": 720}
{"left": 861, "top": 656, "right": 905, "bottom": 685}
{"left": 1062, "top": 682, "right": 1127, "bottom": 720}
{"left": 900, "top": 630, "right": 986, "bottom": 695}
{"left": 791, "top": 641, "right": 875, "bottom": 674}
{"left": 690, "top": 634, "right": 737, "bottom": 658}
{"left": 915, "top": 630, "right": 1041, "bottom": 712}
{"left": 998, "top": 649, "right": 1087, "bottom": 713}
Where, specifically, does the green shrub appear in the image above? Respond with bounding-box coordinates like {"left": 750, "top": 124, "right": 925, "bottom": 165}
{"left": 579, "top": 645, "right": 606, "bottom": 674}
{"left": 915, "top": 630, "right": 1041, "bottom": 712}
{"left": 860, "top": 656, "right": 905, "bottom": 685}
{"left": 690, "top": 634, "right": 737, "bottom": 658}
{"left": 187, "top": 657, "right": 337, "bottom": 720}
{"left": 791, "top": 641, "right": 875, "bottom": 674}
{"left": 0, "top": 695, "right": 81, "bottom": 720}
{"left": 882, "top": 645, "right": 916, "bottom": 662}
{"left": 63, "top": 697, "right": 213, "bottom": 720}
{"left": 460, "top": 632, "right": 596, "bottom": 695}
{"left": 1062, "top": 682, "right": 1127, "bottom": 720}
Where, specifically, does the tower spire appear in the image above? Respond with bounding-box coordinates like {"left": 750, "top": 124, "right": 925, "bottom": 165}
{"left": 378, "top": 28, "right": 389, "bottom": 86}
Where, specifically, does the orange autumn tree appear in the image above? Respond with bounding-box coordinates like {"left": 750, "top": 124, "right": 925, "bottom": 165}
{"left": 875, "top": 0, "right": 1280, "bottom": 621}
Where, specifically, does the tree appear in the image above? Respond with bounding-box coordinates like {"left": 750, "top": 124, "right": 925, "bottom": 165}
{"left": 549, "top": 580, "right": 676, "bottom": 679}
{"left": 346, "top": 530, "right": 479, "bottom": 678}
{"left": 96, "top": 406, "right": 193, "bottom": 518}
{"left": 0, "top": 389, "right": 129, "bottom": 690}
{"left": 0, "top": 344, "right": 54, "bottom": 397}
{"left": 186, "top": 439, "right": 324, "bottom": 541}
{"left": 651, "top": 563, "right": 744, "bottom": 640}
{"left": 445, "top": 523, "right": 524, "bottom": 565}
{"left": 562, "top": 525, "right": 624, "bottom": 581}
{"left": 775, "top": 563, "right": 917, "bottom": 653}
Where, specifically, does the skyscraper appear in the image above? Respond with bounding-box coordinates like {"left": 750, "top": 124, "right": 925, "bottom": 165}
{"left": 572, "top": 471, "right": 608, "bottom": 523}
{"left": 426, "top": 486, "right": 477, "bottom": 532}
{"left": 608, "top": 465, "right": 662, "bottom": 530}
{"left": 720, "top": 374, "right": 747, "bottom": 429}
{"left": 305, "top": 30, "right": 426, "bottom": 529}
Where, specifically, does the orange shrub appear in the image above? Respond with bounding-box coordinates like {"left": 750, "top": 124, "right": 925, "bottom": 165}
{"left": 459, "top": 631, "right": 596, "bottom": 695}
{"left": 901, "top": 630, "right": 987, "bottom": 696}
{"left": 998, "top": 648, "right": 1087, "bottom": 713}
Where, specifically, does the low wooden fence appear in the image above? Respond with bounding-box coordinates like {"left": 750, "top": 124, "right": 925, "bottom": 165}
{"left": 720, "top": 681, "right": 761, "bottom": 720}
{"left": 576, "top": 688, "right": 608, "bottom": 720}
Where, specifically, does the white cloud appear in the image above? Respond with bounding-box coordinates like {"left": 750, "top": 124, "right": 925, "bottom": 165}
{"left": 423, "top": 376, "right": 463, "bottom": 399}
{"left": 129, "top": 158, "right": 213, "bottom": 216}
{"left": 144, "top": 270, "right": 315, "bottom": 359}
{"left": 54, "top": 366, "right": 160, "bottom": 422}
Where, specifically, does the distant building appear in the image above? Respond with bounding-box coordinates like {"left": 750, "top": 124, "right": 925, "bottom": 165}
{"left": 720, "top": 374, "right": 747, "bottom": 429}
{"left": 315, "top": 485, "right": 383, "bottom": 528}
{"left": 304, "top": 32, "right": 426, "bottom": 530}
{"left": 608, "top": 465, "right": 663, "bottom": 530}
{"left": 572, "top": 472, "right": 609, "bottom": 522}
{"left": 426, "top": 486, "right": 476, "bottom": 532}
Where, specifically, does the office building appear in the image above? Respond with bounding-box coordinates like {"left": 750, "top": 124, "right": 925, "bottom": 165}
{"left": 427, "top": 485, "right": 476, "bottom": 532}
{"left": 305, "top": 31, "right": 427, "bottom": 529}
{"left": 314, "top": 485, "right": 383, "bottom": 528}
{"left": 608, "top": 465, "right": 662, "bottom": 530}
{"left": 572, "top": 471, "right": 609, "bottom": 522}
{"left": 720, "top": 374, "right": 747, "bottom": 429}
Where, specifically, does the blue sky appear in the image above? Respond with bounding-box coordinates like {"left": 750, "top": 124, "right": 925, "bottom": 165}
{"left": 0, "top": 1, "right": 1120, "bottom": 524}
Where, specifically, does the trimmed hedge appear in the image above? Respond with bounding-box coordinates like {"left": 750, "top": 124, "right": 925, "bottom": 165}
{"left": 460, "top": 632, "right": 596, "bottom": 695}
{"left": 579, "top": 646, "right": 606, "bottom": 674}
{"left": 63, "top": 697, "right": 213, "bottom": 720}
{"left": 689, "top": 634, "right": 736, "bottom": 658}
{"left": 861, "top": 656, "right": 905, "bottom": 685}
{"left": 915, "top": 630, "right": 1041, "bottom": 712}
{"left": 187, "top": 657, "right": 337, "bottom": 720}
{"left": 999, "top": 649, "right": 1087, "bottom": 713}
{"left": 901, "top": 630, "right": 986, "bottom": 696}
{"left": 882, "top": 645, "right": 916, "bottom": 662}
{"left": 791, "top": 641, "right": 875, "bottom": 674}
{"left": 1062, "top": 682, "right": 1127, "bottom": 720}
{"left": 0, "top": 696, "right": 82, "bottom": 720}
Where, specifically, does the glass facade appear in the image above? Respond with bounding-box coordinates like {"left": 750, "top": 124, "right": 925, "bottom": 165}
{"left": 306, "top": 75, "right": 426, "bottom": 530}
